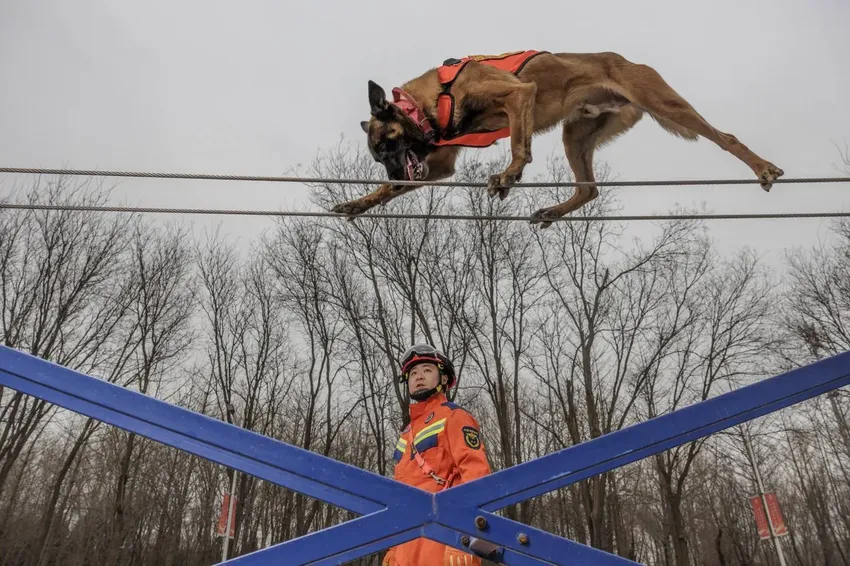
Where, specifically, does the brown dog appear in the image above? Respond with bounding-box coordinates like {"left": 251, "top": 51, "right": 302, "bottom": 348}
{"left": 333, "top": 50, "right": 784, "bottom": 227}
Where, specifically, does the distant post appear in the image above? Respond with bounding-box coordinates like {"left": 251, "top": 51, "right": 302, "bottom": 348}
{"left": 743, "top": 430, "right": 788, "bottom": 566}
{"left": 220, "top": 403, "right": 240, "bottom": 562}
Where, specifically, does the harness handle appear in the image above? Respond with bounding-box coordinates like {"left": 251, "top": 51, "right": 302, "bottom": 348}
{"left": 407, "top": 430, "right": 458, "bottom": 490}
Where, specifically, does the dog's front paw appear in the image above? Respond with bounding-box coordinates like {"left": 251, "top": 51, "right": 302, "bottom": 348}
{"left": 332, "top": 200, "right": 371, "bottom": 217}
{"left": 758, "top": 163, "right": 784, "bottom": 192}
{"left": 488, "top": 172, "right": 519, "bottom": 200}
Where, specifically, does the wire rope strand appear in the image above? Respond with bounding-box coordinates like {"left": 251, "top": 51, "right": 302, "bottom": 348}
{"left": 2, "top": 202, "right": 849, "bottom": 222}
{"left": 2, "top": 167, "right": 849, "bottom": 188}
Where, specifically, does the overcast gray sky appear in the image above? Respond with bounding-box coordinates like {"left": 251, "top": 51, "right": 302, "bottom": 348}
{"left": 2, "top": 0, "right": 849, "bottom": 264}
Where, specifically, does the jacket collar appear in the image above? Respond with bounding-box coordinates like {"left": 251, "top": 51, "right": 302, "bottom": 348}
{"left": 409, "top": 392, "right": 448, "bottom": 422}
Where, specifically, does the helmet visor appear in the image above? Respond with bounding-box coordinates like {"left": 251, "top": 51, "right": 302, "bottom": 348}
{"left": 401, "top": 343, "right": 439, "bottom": 361}
{"left": 400, "top": 344, "right": 444, "bottom": 382}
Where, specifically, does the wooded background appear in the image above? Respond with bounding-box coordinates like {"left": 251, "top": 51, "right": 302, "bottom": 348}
{"left": 1, "top": 145, "right": 849, "bottom": 566}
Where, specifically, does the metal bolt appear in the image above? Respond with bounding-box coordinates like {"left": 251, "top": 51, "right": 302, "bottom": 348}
{"left": 461, "top": 536, "right": 470, "bottom": 546}
{"left": 517, "top": 533, "right": 529, "bottom": 545}
{"left": 475, "top": 516, "right": 488, "bottom": 530}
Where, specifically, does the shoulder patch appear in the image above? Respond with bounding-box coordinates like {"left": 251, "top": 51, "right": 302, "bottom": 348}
{"left": 462, "top": 426, "right": 481, "bottom": 450}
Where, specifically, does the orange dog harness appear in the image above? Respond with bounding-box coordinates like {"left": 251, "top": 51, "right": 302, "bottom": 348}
{"left": 434, "top": 50, "right": 545, "bottom": 148}
{"left": 391, "top": 50, "right": 546, "bottom": 149}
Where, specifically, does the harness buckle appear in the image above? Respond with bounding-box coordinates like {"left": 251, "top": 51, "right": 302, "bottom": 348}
{"left": 412, "top": 444, "right": 455, "bottom": 488}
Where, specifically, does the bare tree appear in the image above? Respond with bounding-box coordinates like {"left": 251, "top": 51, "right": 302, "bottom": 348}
{"left": 430, "top": 153, "right": 547, "bottom": 523}
{"left": 0, "top": 176, "right": 134, "bottom": 497}
{"left": 264, "top": 218, "right": 353, "bottom": 538}
{"left": 778, "top": 208, "right": 850, "bottom": 565}
{"left": 643, "top": 246, "right": 775, "bottom": 566}
{"left": 523, "top": 156, "right": 713, "bottom": 555}
{"left": 836, "top": 139, "right": 850, "bottom": 176}
{"left": 307, "top": 142, "right": 417, "bottom": 421}
{"left": 103, "top": 219, "right": 196, "bottom": 565}
{"left": 6, "top": 141, "right": 850, "bottom": 566}
{"left": 195, "top": 229, "right": 298, "bottom": 559}
{"left": 323, "top": 243, "right": 396, "bottom": 475}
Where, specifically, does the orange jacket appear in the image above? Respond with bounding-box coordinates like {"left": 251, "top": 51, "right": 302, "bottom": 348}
{"left": 383, "top": 392, "right": 491, "bottom": 566}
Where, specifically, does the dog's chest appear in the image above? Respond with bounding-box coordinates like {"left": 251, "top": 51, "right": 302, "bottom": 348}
{"left": 452, "top": 96, "right": 509, "bottom": 132}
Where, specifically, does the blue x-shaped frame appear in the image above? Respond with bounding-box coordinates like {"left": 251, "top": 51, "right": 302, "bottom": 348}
{"left": 1, "top": 344, "right": 849, "bottom": 565}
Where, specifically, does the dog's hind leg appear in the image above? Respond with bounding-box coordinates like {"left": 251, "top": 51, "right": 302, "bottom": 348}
{"left": 614, "top": 63, "right": 783, "bottom": 190}
{"left": 530, "top": 105, "right": 644, "bottom": 228}
{"left": 331, "top": 147, "right": 459, "bottom": 217}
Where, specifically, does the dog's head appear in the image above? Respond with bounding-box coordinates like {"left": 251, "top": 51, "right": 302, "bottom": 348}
{"left": 361, "top": 81, "right": 432, "bottom": 182}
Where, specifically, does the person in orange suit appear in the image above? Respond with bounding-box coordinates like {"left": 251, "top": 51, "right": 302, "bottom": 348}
{"left": 382, "top": 344, "right": 492, "bottom": 566}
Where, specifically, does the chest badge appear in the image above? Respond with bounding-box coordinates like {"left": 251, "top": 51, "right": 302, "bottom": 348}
{"left": 424, "top": 412, "right": 434, "bottom": 424}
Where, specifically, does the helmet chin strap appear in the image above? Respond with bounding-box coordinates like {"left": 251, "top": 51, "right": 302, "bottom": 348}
{"left": 409, "top": 377, "right": 447, "bottom": 402}
{"left": 410, "top": 387, "right": 439, "bottom": 402}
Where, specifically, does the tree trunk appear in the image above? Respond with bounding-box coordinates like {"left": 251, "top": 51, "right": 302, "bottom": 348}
{"left": 36, "top": 419, "right": 97, "bottom": 566}
{"left": 668, "top": 490, "right": 690, "bottom": 566}
{"left": 608, "top": 473, "right": 635, "bottom": 558}
{"left": 105, "top": 433, "right": 137, "bottom": 565}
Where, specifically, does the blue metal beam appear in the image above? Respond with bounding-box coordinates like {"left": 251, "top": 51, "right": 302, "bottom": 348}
{"left": 421, "top": 524, "right": 552, "bottom": 566}
{"left": 0, "top": 345, "right": 412, "bottom": 514}
{"left": 224, "top": 509, "right": 429, "bottom": 565}
{"left": 433, "top": 509, "right": 640, "bottom": 565}
{"left": 422, "top": 521, "right": 637, "bottom": 566}
{"left": 439, "top": 349, "right": 850, "bottom": 513}
{"left": 307, "top": 530, "right": 423, "bottom": 566}
{"left": 3, "top": 343, "right": 848, "bottom": 565}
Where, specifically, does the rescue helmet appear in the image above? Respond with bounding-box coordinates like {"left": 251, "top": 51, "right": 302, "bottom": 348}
{"left": 399, "top": 343, "right": 457, "bottom": 389}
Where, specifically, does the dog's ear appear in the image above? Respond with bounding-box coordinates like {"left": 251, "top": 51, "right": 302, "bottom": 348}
{"left": 360, "top": 120, "right": 370, "bottom": 133}
{"left": 368, "top": 80, "right": 390, "bottom": 116}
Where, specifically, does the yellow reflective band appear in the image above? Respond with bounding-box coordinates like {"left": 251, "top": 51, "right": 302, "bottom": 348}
{"left": 414, "top": 419, "right": 446, "bottom": 443}
{"left": 395, "top": 438, "right": 408, "bottom": 452}
{"left": 414, "top": 418, "right": 446, "bottom": 444}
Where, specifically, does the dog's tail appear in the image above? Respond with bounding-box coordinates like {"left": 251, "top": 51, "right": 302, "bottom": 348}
{"left": 648, "top": 114, "right": 700, "bottom": 141}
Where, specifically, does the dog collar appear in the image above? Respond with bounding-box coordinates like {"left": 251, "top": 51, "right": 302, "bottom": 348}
{"left": 391, "top": 87, "right": 437, "bottom": 144}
